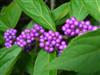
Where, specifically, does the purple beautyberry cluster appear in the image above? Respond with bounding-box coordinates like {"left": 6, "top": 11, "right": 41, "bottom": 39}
{"left": 39, "top": 30, "right": 67, "bottom": 53}
{"left": 16, "top": 29, "right": 34, "bottom": 47}
{"left": 4, "top": 17, "right": 99, "bottom": 54}
{"left": 4, "top": 29, "right": 17, "bottom": 48}
{"left": 62, "top": 17, "right": 98, "bottom": 37}
{"left": 16, "top": 24, "right": 45, "bottom": 47}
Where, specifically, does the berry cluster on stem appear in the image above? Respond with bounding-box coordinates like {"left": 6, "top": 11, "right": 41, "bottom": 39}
{"left": 4, "top": 17, "right": 99, "bottom": 54}
{"left": 4, "top": 29, "right": 17, "bottom": 48}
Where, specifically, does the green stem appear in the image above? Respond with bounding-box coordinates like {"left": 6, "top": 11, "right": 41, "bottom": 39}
{"left": 50, "top": 0, "right": 55, "bottom": 10}
{"left": 45, "top": 0, "right": 48, "bottom": 2}
{"left": 63, "top": 35, "right": 68, "bottom": 40}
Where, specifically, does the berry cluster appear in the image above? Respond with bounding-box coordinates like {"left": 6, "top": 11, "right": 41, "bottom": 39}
{"left": 3, "top": 17, "right": 99, "bottom": 54}
{"left": 4, "top": 29, "right": 17, "bottom": 48}
{"left": 39, "top": 30, "right": 67, "bottom": 53}
{"left": 16, "top": 29, "right": 34, "bottom": 47}
{"left": 4, "top": 24, "right": 44, "bottom": 47}
{"left": 15, "top": 24, "right": 45, "bottom": 52}
{"left": 62, "top": 17, "right": 98, "bottom": 37}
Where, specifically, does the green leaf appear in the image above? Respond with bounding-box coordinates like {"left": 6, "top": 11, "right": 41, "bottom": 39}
{"left": 0, "top": 36, "right": 3, "bottom": 45}
{"left": 0, "top": 31, "right": 4, "bottom": 44}
{"left": 77, "top": 73, "right": 94, "bottom": 75}
{"left": 0, "top": 45, "right": 22, "bottom": 75}
{"left": 0, "top": 20, "right": 9, "bottom": 31}
{"left": 94, "top": 71, "right": 100, "bottom": 75}
{"left": 69, "top": 0, "right": 88, "bottom": 20}
{"left": 25, "top": 51, "right": 36, "bottom": 75}
{"left": 16, "top": 0, "right": 56, "bottom": 31}
{"left": 26, "top": 21, "right": 35, "bottom": 29}
{"left": 52, "top": 2, "right": 69, "bottom": 21}
{"left": 55, "top": 16, "right": 68, "bottom": 26}
{"left": 48, "top": 29, "right": 100, "bottom": 73}
{"left": 83, "top": 0, "right": 100, "bottom": 21}
{"left": 69, "top": 30, "right": 100, "bottom": 46}
{"left": 0, "top": 1, "right": 21, "bottom": 28}
{"left": 33, "top": 50, "right": 57, "bottom": 75}
{"left": 26, "top": 56, "right": 34, "bottom": 75}
{"left": 77, "top": 71, "right": 100, "bottom": 75}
